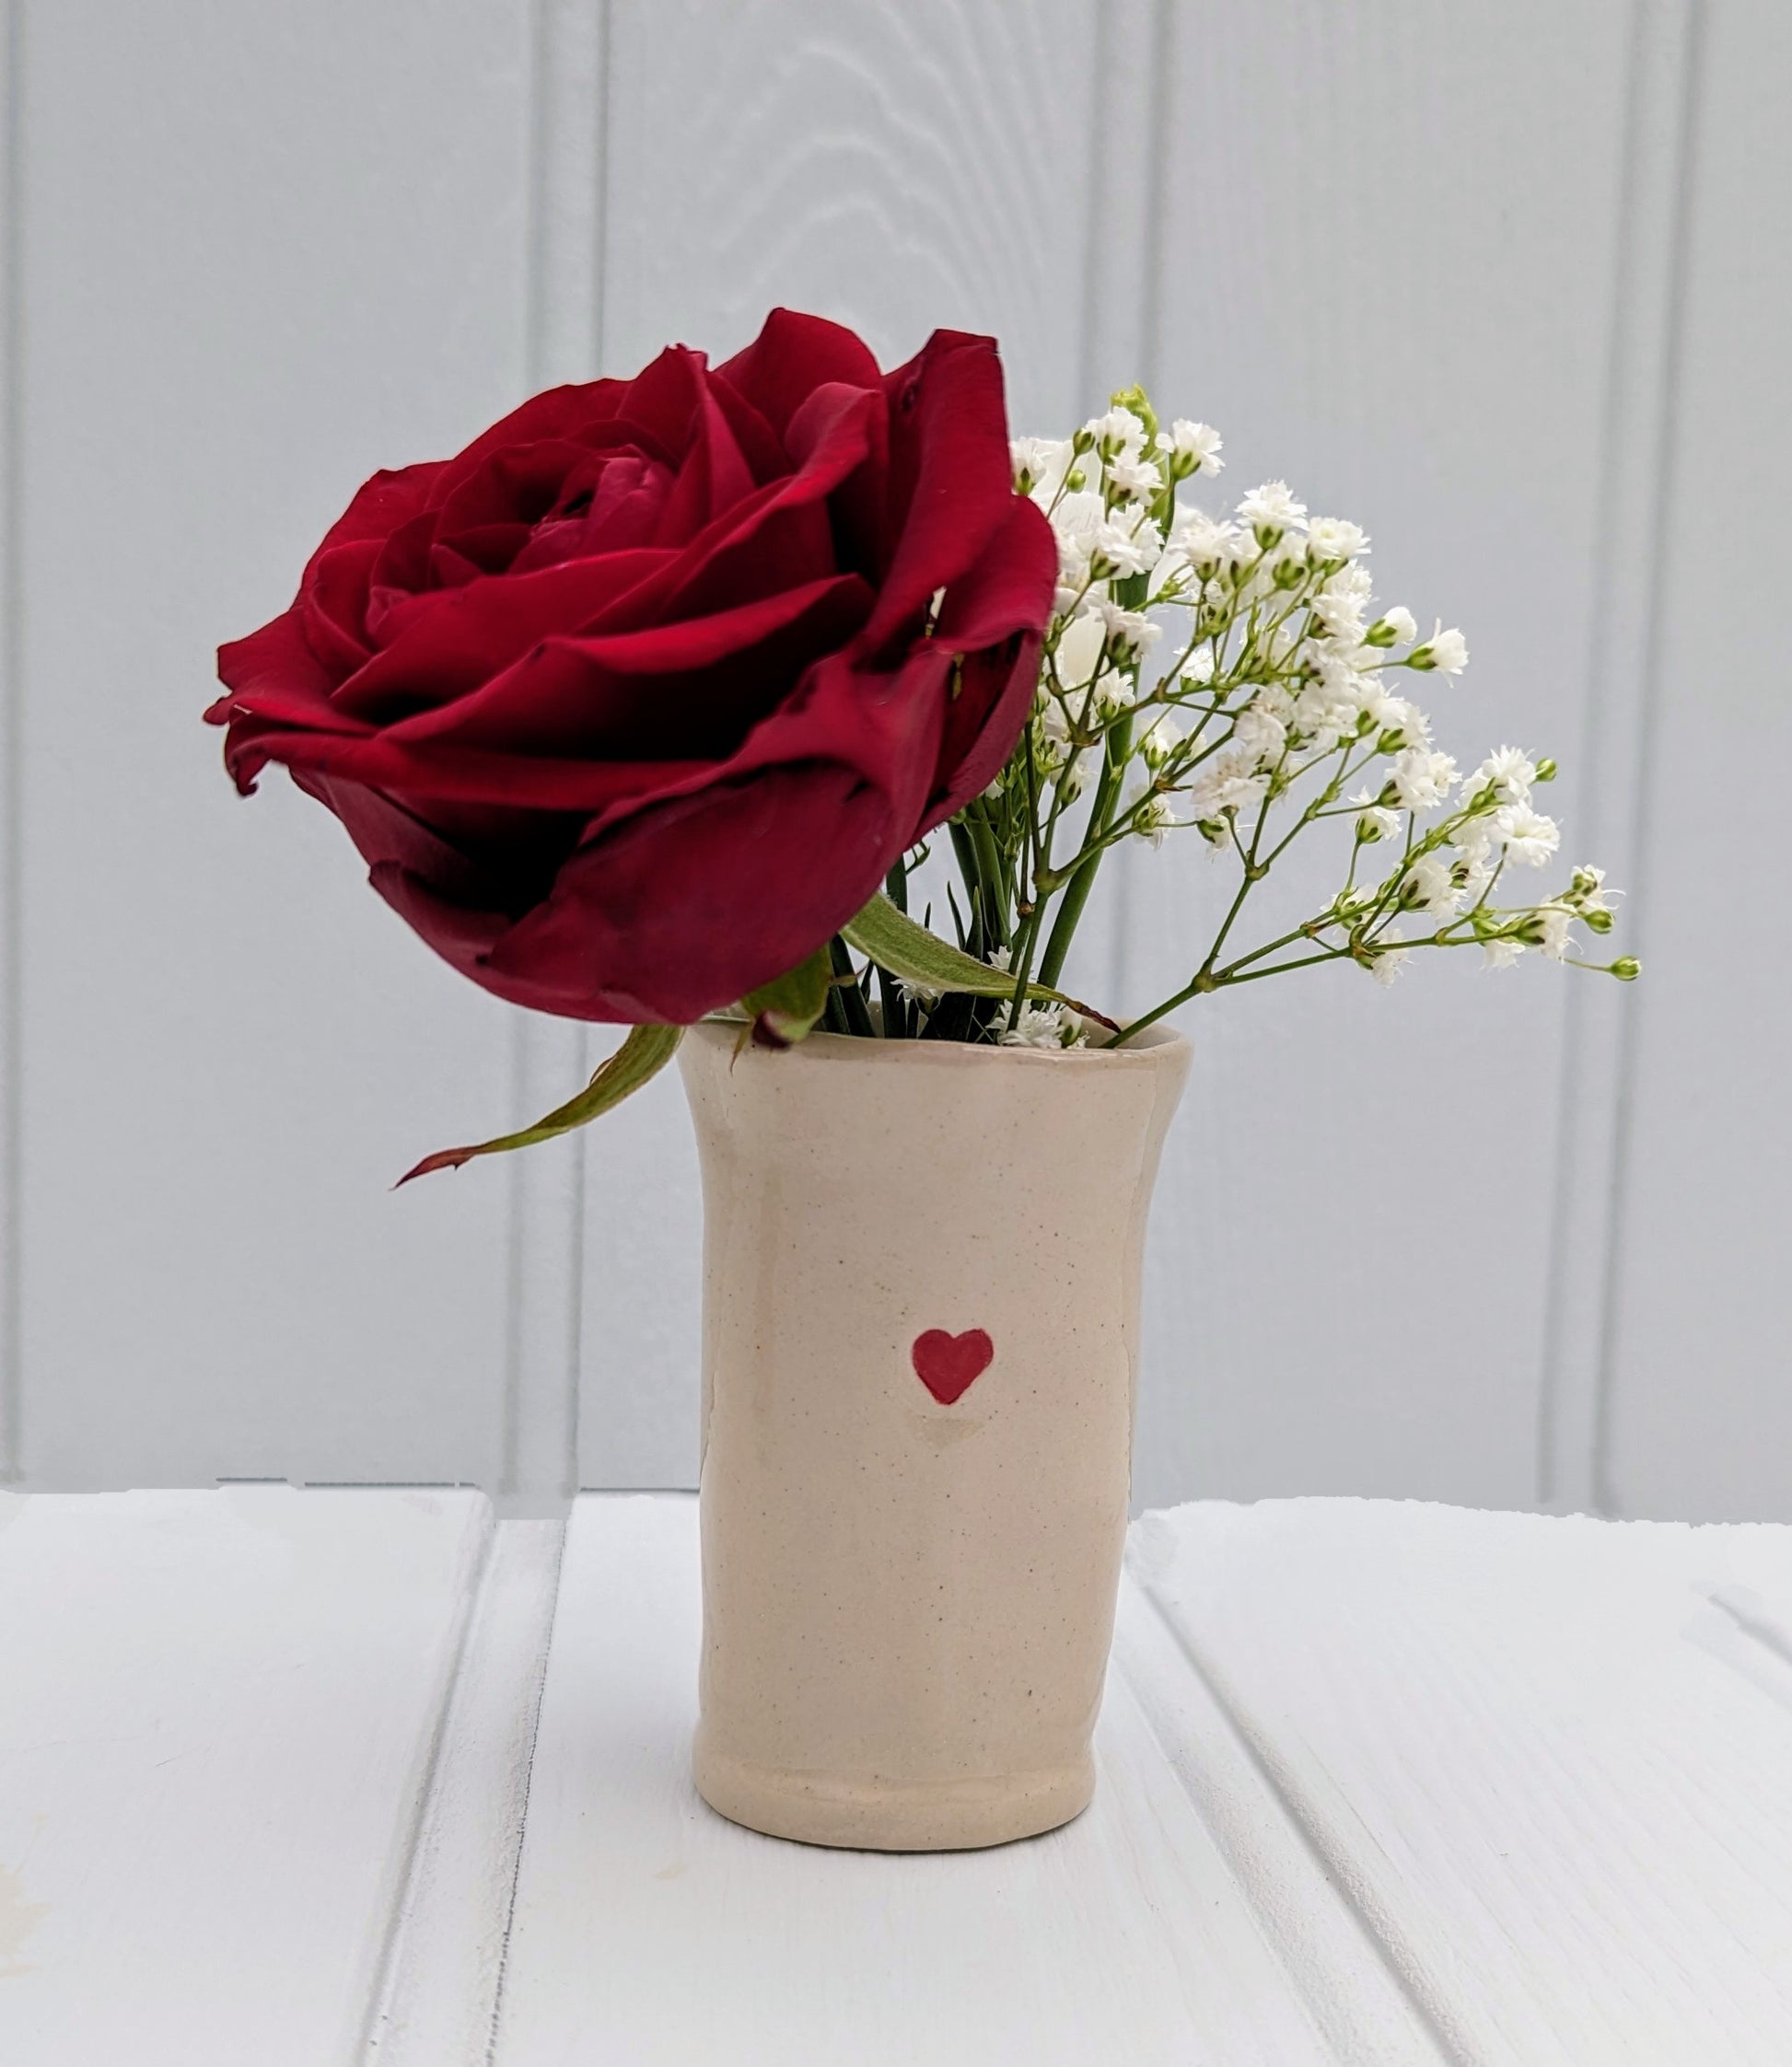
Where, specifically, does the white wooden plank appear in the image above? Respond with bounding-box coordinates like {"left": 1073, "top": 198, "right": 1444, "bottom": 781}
{"left": 12, "top": 3, "right": 533, "bottom": 1488}
{"left": 1600, "top": 0, "right": 1792, "bottom": 1519}
{"left": 1111, "top": 1586, "right": 1447, "bottom": 2065}
{"left": 1135, "top": 1497, "right": 1792, "bottom": 2063}
{"left": 493, "top": 1492, "right": 1368, "bottom": 2066}
{"left": 0, "top": 1485, "right": 488, "bottom": 2065}
{"left": 367, "top": 1517, "right": 564, "bottom": 2065}
{"left": 1115, "top": 2, "right": 1637, "bottom": 1512}
{"left": 579, "top": 0, "right": 1103, "bottom": 1486}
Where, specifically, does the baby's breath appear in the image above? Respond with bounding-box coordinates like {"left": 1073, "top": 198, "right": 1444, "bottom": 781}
{"left": 925, "top": 385, "right": 1637, "bottom": 1042}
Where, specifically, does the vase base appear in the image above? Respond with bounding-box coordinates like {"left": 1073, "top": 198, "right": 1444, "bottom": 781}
{"left": 692, "top": 1740, "right": 1095, "bottom": 1852}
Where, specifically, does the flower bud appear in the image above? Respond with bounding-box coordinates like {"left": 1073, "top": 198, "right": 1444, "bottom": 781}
{"left": 1109, "top": 384, "right": 1158, "bottom": 440}
{"left": 1534, "top": 758, "right": 1557, "bottom": 782}
{"left": 1584, "top": 908, "right": 1614, "bottom": 935}
{"left": 1611, "top": 957, "right": 1641, "bottom": 981}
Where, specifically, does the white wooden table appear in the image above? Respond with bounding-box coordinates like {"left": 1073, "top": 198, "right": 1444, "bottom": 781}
{"left": 3, "top": 1490, "right": 1789, "bottom": 2064}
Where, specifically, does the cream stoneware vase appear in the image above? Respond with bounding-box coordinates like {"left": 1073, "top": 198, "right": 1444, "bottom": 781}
{"left": 678, "top": 1017, "right": 1191, "bottom": 1852}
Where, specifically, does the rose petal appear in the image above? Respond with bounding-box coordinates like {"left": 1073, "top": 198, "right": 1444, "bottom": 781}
{"left": 386, "top": 572, "right": 875, "bottom": 761}
{"left": 862, "top": 331, "right": 1018, "bottom": 654}
{"left": 483, "top": 763, "right": 897, "bottom": 1022}
{"left": 716, "top": 308, "right": 883, "bottom": 441}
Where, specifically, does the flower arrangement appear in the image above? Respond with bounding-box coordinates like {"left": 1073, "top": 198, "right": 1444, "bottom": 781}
{"left": 207, "top": 311, "right": 1633, "bottom": 1177}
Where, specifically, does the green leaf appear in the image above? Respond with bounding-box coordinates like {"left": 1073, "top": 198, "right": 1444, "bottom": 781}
{"left": 841, "top": 892, "right": 1119, "bottom": 1030}
{"left": 396, "top": 1023, "right": 684, "bottom": 1186}
{"left": 741, "top": 945, "right": 833, "bottom": 1048}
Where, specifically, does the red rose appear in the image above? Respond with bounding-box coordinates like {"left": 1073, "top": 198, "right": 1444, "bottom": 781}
{"left": 208, "top": 309, "right": 1054, "bottom": 1023}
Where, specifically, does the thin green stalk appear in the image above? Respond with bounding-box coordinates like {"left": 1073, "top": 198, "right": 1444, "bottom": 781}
{"left": 967, "top": 810, "right": 1011, "bottom": 947}
{"left": 829, "top": 935, "right": 876, "bottom": 1039}
{"left": 1037, "top": 712, "right": 1133, "bottom": 989}
{"left": 948, "top": 818, "right": 992, "bottom": 959}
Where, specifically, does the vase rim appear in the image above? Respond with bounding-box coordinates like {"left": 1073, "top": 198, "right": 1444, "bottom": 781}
{"left": 685, "top": 1016, "right": 1189, "bottom": 1072}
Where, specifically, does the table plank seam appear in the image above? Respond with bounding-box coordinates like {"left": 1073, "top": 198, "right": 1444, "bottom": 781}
{"left": 360, "top": 1515, "right": 567, "bottom": 2066}
{"left": 479, "top": 1523, "right": 567, "bottom": 2067}
{"left": 1121, "top": 1567, "right": 1473, "bottom": 2067}
{"left": 355, "top": 1505, "right": 499, "bottom": 2061}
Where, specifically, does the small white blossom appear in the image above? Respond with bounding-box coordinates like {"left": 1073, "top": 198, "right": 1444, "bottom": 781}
{"left": 1189, "top": 749, "right": 1270, "bottom": 819}
{"left": 1057, "top": 744, "right": 1100, "bottom": 800}
{"left": 1403, "top": 852, "right": 1463, "bottom": 919}
{"left": 1565, "top": 864, "right": 1612, "bottom": 915}
{"left": 1534, "top": 902, "right": 1576, "bottom": 961}
{"left": 1376, "top": 695, "right": 1430, "bottom": 747}
{"left": 1105, "top": 450, "right": 1162, "bottom": 503}
{"left": 1291, "top": 681, "right": 1353, "bottom": 750}
{"left": 895, "top": 975, "right": 943, "bottom": 1005}
{"left": 1091, "top": 506, "right": 1164, "bottom": 577}
{"left": 1308, "top": 517, "right": 1368, "bottom": 562}
{"left": 985, "top": 945, "right": 1013, "bottom": 973}
{"left": 1391, "top": 748, "right": 1458, "bottom": 812}
{"left": 1087, "top": 406, "right": 1146, "bottom": 459}
{"left": 1351, "top": 787, "right": 1401, "bottom": 842}
{"left": 1234, "top": 706, "right": 1289, "bottom": 764}
{"left": 1088, "top": 665, "right": 1135, "bottom": 714}
{"left": 1495, "top": 804, "right": 1560, "bottom": 866}
{"left": 1312, "top": 589, "right": 1369, "bottom": 641}
{"left": 1451, "top": 812, "right": 1498, "bottom": 863}
{"left": 1157, "top": 419, "right": 1224, "bottom": 472}
{"left": 1324, "top": 560, "right": 1375, "bottom": 603}
{"left": 1239, "top": 481, "right": 1308, "bottom": 534}
{"left": 1138, "top": 711, "right": 1184, "bottom": 767}
{"left": 1013, "top": 435, "right": 1074, "bottom": 498}
{"left": 1048, "top": 488, "right": 1108, "bottom": 583}
{"left": 1095, "top": 598, "right": 1160, "bottom": 656}
{"left": 1381, "top": 606, "right": 1419, "bottom": 644}
{"left": 1131, "top": 793, "right": 1177, "bottom": 847}
{"left": 1468, "top": 745, "right": 1535, "bottom": 803}
{"left": 1411, "top": 621, "right": 1469, "bottom": 675}
{"left": 1369, "top": 931, "right": 1410, "bottom": 986}
{"left": 999, "top": 1004, "right": 1085, "bottom": 1050}
{"left": 1167, "top": 508, "right": 1246, "bottom": 572}
{"left": 1349, "top": 676, "right": 1407, "bottom": 732}
{"left": 1482, "top": 936, "right": 1525, "bottom": 970}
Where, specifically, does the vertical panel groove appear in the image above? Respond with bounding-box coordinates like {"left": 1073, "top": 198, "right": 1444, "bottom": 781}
{"left": 1076, "top": 0, "right": 1173, "bottom": 1013}
{"left": 1587, "top": 0, "right": 1707, "bottom": 1518}
{"left": 0, "top": 0, "right": 21, "bottom": 1485}
{"left": 502, "top": 0, "right": 609, "bottom": 1513}
{"left": 590, "top": 0, "right": 611, "bottom": 375}
{"left": 1537, "top": 0, "right": 1704, "bottom": 1514}
{"left": 1133, "top": 0, "right": 1173, "bottom": 403}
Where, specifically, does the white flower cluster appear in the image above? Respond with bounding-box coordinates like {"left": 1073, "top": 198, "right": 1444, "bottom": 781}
{"left": 973, "top": 389, "right": 1635, "bottom": 1026}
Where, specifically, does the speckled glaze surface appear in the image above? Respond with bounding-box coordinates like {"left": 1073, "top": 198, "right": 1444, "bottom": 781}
{"left": 678, "top": 1018, "right": 1191, "bottom": 1851}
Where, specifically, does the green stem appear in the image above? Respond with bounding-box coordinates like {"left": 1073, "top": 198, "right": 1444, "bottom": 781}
{"left": 948, "top": 819, "right": 988, "bottom": 958}
{"left": 1037, "top": 711, "right": 1133, "bottom": 990}
{"left": 829, "top": 935, "right": 876, "bottom": 1039}
{"left": 968, "top": 811, "right": 1011, "bottom": 947}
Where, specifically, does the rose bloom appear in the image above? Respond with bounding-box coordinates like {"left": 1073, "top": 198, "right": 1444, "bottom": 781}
{"left": 209, "top": 309, "right": 1054, "bottom": 1022}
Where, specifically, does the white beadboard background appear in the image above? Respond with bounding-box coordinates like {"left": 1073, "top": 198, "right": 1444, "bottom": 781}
{"left": 0, "top": 0, "right": 1782, "bottom": 1519}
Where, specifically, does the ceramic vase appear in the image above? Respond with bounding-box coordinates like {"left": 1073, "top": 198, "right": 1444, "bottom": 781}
{"left": 677, "top": 1017, "right": 1190, "bottom": 1851}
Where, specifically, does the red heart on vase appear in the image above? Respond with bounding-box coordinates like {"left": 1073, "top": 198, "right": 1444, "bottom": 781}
{"left": 911, "top": 1328, "right": 994, "bottom": 1406}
